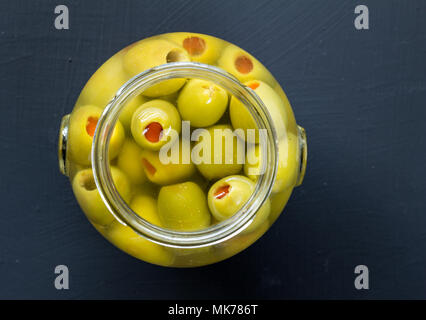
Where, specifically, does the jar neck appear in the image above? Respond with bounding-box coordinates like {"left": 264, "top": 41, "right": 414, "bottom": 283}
{"left": 91, "top": 62, "right": 278, "bottom": 248}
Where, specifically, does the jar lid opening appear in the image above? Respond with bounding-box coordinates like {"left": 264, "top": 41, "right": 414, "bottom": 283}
{"left": 91, "top": 62, "right": 278, "bottom": 248}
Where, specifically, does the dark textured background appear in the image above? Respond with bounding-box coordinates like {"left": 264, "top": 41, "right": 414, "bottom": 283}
{"left": 0, "top": 0, "right": 425, "bottom": 299}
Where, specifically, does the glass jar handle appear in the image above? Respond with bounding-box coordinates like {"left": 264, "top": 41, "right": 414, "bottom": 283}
{"left": 58, "top": 114, "right": 70, "bottom": 176}
{"left": 296, "top": 125, "right": 307, "bottom": 186}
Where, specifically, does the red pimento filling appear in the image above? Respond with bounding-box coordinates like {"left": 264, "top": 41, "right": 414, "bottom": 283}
{"left": 214, "top": 184, "right": 231, "bottom": 199}
{"left": 235, "top": 55, "right": 253, "bottom": 74}
{"left": 142, "top": 158, "right": 156, "bottom": 176}
{"left": 143, "top": 122, "right": 163, "bottom": 143}
{"left": 183, "top": 37, "right": 206, "bottom": 56}
{"left": 248, "top": 82, "right": 260, "bottom": 90}
{"left": 86, "top": 117, "right": 98, "bottom": 137}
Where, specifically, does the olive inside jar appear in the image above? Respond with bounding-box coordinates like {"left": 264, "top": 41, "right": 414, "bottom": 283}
{"left": 58, "top": 32, "right": 307, "bottom": 267}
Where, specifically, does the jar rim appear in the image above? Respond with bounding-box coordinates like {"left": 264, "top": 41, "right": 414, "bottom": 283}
{"left": 91, "top": 62, "right": 278, "bottom": 248}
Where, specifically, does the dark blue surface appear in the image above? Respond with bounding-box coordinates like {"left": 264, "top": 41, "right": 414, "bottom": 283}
{"left": 0, "top": 0, "right": 425, "bottom": 299}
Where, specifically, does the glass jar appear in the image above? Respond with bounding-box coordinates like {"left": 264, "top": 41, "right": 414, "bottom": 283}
{"left": 58, "top": 32, "right": 307, "bottom": 267}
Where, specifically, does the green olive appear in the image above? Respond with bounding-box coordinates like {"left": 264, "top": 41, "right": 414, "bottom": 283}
{"left": 207, "top": 175, "right": 253, "bottom": 221}
{"left": 244, "top": 135, "right": 300, "bottom": 193}
{"left": 119, "top": 94, "right": 148, "bottom": 131}
{"left": 72, "top": 167, "right": 131, "bottom": 226}
{"left": 130, "top": 194, "right": 162, "bottom": 227}
{"left": 75, "top": 52, "right": 129, "bottom": 109}
{"left": 217, "top": 45, "right": 274, "bottom": 85}
{"left": 158, "top": 182, "right": 211, "bottom": 231}
{"left": 123, "top": 39, "right": 189, "bottom": 97}
{"left": 107, "top": 220, "right": 174, "bottom": 266}
{"left": 177, "top": 79, "right": 228, "bottom": 127}
{"left": 230, "top": 80, "right": 287, "bottom": 142}
{"left": 131, "top": 99, "right": 181, "bottom": 151}
{"left": 140, "top": 139, "right": 196, "bottom": 185}
{"left": 162, "top": 32, "right": 224, "bottom": 64}
{"left": 193, "top": 125, "right": 243, "bottom": 180}
{"left": 207, "top": 175, "right": 270, "bottom": 234}
{"left": 117, "top": 139, "right": 146, "bottom": 185}
{"left": 69, "top": 105, "right": 125, "bottom": 165}
{"left": 143, "top": 78, "right": 188, "bottom": 98}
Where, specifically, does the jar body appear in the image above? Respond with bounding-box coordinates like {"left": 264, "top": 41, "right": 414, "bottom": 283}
{"left": 60, "top": 32, "right": 306, "bottom": 267}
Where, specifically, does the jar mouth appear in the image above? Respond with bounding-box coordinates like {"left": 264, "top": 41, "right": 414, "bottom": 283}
{"left": 91, "top": 62, "right": 278, "bottom": 248}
